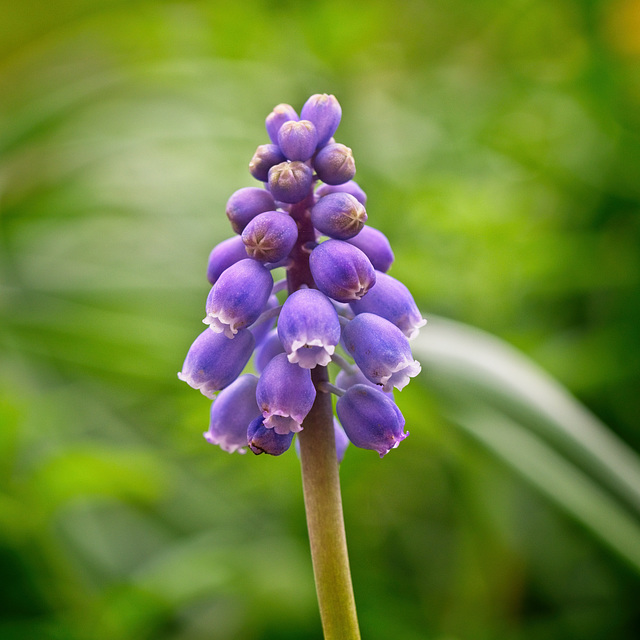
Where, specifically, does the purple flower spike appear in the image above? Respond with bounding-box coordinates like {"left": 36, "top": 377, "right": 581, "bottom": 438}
{"left": 350, "top": 271, "right": 426, "bottom": 339}
{"left": 204, "top": 259, "right": 273, "bottom": 338}
{"left": 266, "top": 103, "right": 299, "bottom": 145}
{"left": 277, "top": 289, "right": 341, "bottom": 369}
{"left": 300, "top": 94, "right": 342, "bottom": 147}
{"left": 247, "top": 416, "right": 295, "bottom": 456}
{"left": 316, "top": 180, "right": 367, "bottom": 205}
{"left": 345, "top": 225, "right": 394, "bottom": 273}
{"left": 336, "top": 384, "right": 408, "bottom": 457}
{"left": 204, "top": 374, "right": 261, "bottom": 453}
{"left": 311, "top": 192, "right": 367, "bottom": 240}
{"left": 178, "top": 328, "right": 255, "bottom": 398}
{"left": 256, "top": 353, "right": 316, "bottom": 434}
{"left": 254, "top": 328, "right": 286, "bottom": 373}
{"left": 249, "top": 144, "right": 286, "bottom": 182}
{"left": 342, "top": 313, "right": 421, "bottom": 392}
{"left": 226, "top": 187, "right": 276, "bottom": 234}
{"left": 313, "top": 143, "right": 356, "bottom": 186}
{"left": 277, "top": 120, "right": 318, "bottom": 162}
{"left": 206, "top": 235, "right": 249, "bottom": 285}
{"left": 309, "top": 239, "right": 376, "bottom": 303}
{"left": 268, "top": 161, "right": 313, "bottom": 204}
{"left": 241, "top": 211, "right": 298, "bottom": 263}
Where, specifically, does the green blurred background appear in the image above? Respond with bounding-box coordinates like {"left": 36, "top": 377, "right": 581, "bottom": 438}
{"left": 1, "top": 1, "right": 639, "bottom": 638}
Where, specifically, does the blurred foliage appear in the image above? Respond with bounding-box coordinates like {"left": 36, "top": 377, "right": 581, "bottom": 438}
{"left": 1, "top": 0, "right": 640, "bottom": 638}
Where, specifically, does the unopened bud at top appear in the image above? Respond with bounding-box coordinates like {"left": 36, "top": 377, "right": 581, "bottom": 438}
{"left": 206, "top": 235, "right": 249, "bottom": 285}
{"left": 268, "top": 161, "right": 313, "bottom": 204}
{"left": 313, "top": 143, "right": 356, "bottom": 185}
{"left": 226, "top": 187, "right": 276, "bottom": 234}
{"left": 241, "top": 211, "right": 298, "bottom": 263}
{"left": 277, "top": 120, "right": 318, "bottom": 162}
{"left": 249, "top": 144, "right": 286, "bottom": 182}
{"left": 311, "top": 192, "right": 367, "bottom": 240}
{"left": 317, "top": 179, "right": 367, "bottom": 205}
{"left": 300, "top": 94, "right": 342, "bottom": 147}
{"left": 265, "top": 103, "right": 299, "bottom": 145}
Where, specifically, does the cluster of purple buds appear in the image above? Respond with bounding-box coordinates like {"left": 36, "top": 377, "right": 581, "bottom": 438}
{"left": 179, "top": 94, "right": 426, "bottom": 458}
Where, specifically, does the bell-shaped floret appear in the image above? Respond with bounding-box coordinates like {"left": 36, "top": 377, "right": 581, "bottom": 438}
{"left": 309, "top": 239, "right": 376, "bottom": 303}
{"left": 256, "top": 353, "right": 316, "bottom": 434}
{"left": 336, "top": 384, "right": 408, "bottom": 457}
{"left": 265, "top": 103, "right": 299, "bottom": 145}
{"left": 277, "top": 289, "right": 341, "bottom": 369}
{"left": 350, "top": 271, "right": 426, "bottom": 339}
{"left": 300, "top": 94, "right": 342, "bottom": 147}
{"left": 313, "top": 143, "right": 356, "bottom": 186}
{"left": 277, "top": 120, "right": 318, "bottom": 162}
{"left": 268, "top": 161, "right": 313, "bottom": 204}
{"left": 204, "top": 259, "right": 273, "bottom": 338}
{"left": 241, "top": 211, "right": 298, "bottom": 263}
{"left": 178, "top": 328, "right": 255, "bottom": 398}
{"left": 204, "top": 374, "right": 261, "bottom": 453}
{"left": 311, "top": 192, "right": 367, "bottom": 240}
{"left": 206, "top": 235, "right": 249, "bottom": 285}
{"left": 344, "top": 225, "right": 394, "bottom": 273}
{"left": 342, "top": 313, "right": 421, "bottom": 392}
{"left": 247, "top": 416, "right": 294, "bottom": 456}
{"left": 226, "top": 187, "right": 276, "bottom": 234}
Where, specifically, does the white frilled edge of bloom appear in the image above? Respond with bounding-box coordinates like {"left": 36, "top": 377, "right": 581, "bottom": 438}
{"left": 287, "top": 338, "right": 336, "bottom": 369}
{"left": 203, "top": 309, "right": 241, "bottom": 339}
{"left": 378, "top": 358, "right": 422, "bottom": 393}
{"left": 176, "top": 371, "right": 218, "bottom": 399}
{"left": 264, "top": 411, "right": 305, "bottom": 435}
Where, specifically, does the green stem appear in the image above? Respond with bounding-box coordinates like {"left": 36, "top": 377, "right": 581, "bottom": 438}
{"left": 288, "top": 191, "right": 360, "bottom": 639}
{"left": 298, "top": 367, "right": 361, "bottom": 640}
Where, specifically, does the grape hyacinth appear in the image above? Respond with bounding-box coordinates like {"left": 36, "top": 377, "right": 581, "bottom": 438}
{"left": 178, "top": 94, "right": 425, "bottom": 639}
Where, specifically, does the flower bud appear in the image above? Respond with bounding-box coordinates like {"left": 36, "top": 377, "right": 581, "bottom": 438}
{"left": 350, "top": 271, "right": 426, "bottom": 339}
{"left": 313, "top": 143, "right": 356, "bottom": 186}
{"left": 316, "top": 179, "right": 367, "bottom": 205}
{"left": 254, "top": 328, "right": 286, "bottom": 373}
{"left": 265, "top": 103, "right": 299, "bottom": 145}
{"left": 311, "top": 192, "right": 367, "bottom": 240}
{"left": 249, "top": 144, "right": 286, "bottom": 182}
{"left": 277, "top": 289, "right": 341, "bottom": 369}
{"left": 336, "top": 384, "right": 408, "bottom": 457}
{"left": 268, "top": 161, "right": 313, "bottom": 204}
{"left": 277, "top": 120, "right": 318, "bottom": 162}
{"left": 344, "top": 225, "right": 394, "bottom": 272}
{"left": 204, "top": 259, "right": 273, "bottom": 338}
{"left": 300, "top": 94, "right": 341, "bottom": 147}
{"left": 342, "top": 313, "right": 421, "bottom": 392}
{"left": 206, "top": 235, "right": 249, "bottom": 285}
{"left": 256, "top": 353, "right": 316, "bottom": 434}
{"left": 204, "top": 374, "right": 261, "bottom": 453}
{"left": 241, "top": 211, "right": 298, "bottom": 263}
{"left": 226, "top": 187, "right": 276, "bottom": 234}
{"left": 247, "top": 416, "right": 295, "bottom": 456}
{"left": 178, "top": 328, "right": 255, "bottom": 398}
{"left": 309, "top": 239, "right": 376, "bottom": 303}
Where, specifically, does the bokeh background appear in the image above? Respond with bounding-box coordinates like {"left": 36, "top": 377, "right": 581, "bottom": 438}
{"left": 1, "top": 1, "right": 640, "bottom": 638}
